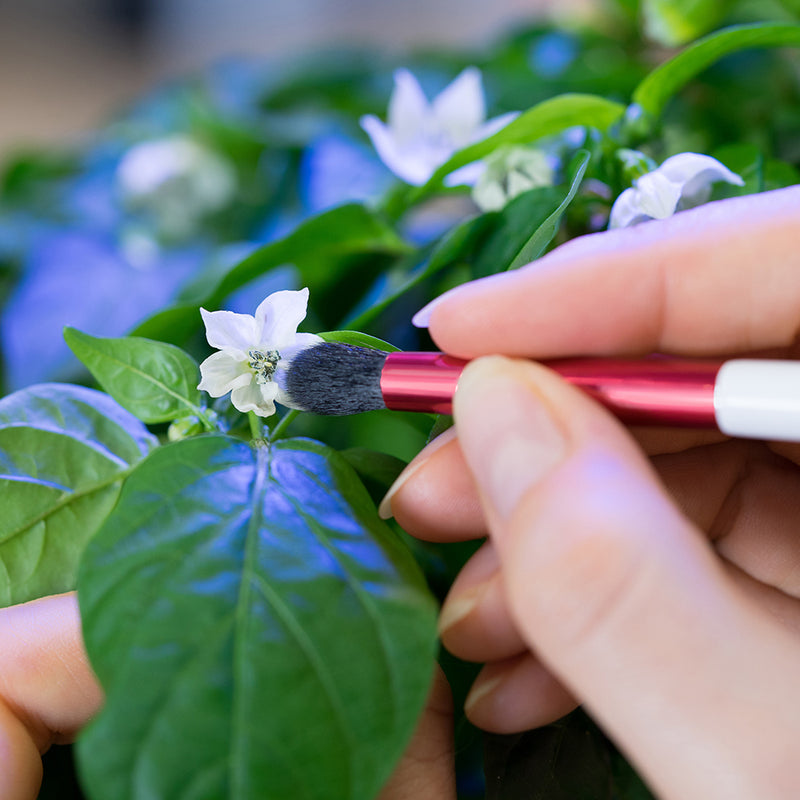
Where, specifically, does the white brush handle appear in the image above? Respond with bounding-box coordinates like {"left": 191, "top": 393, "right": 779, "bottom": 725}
{"left": 715, "top": 360, "right": 800, "bottom": 441}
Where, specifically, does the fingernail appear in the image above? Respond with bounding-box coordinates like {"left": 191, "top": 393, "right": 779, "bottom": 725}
{"left": 454, "top": 357, "right": 567, "bottom": 522}
{"left": 378, "top": 429, "right": 456, "bottom": 519}
{"left": 464, "top": 674, "right": 504, "bottom": 715}
{"left": 411, "top": 292, "right": 450, "bottom": 328}
{"left": 377, "top": 458, "right": 426, "bottom": 519}
{"left": 438, "top": 587, "right": 483, "bottom": 635}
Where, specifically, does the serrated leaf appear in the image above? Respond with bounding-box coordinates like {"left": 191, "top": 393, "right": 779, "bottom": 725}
{"left": 0, "top": 383, "right": 156, "bottom": 606}
{"left": 633, "top": 22, "right": 800, "bottom": 117}
{"left": 77, "top": 435, "right": 438, "bottom": 800}
{"left": 422, "top": 94, "right": 625, "bottom": 192}
{"left": 64, "top": 327, "right": 203, "bottom": 424}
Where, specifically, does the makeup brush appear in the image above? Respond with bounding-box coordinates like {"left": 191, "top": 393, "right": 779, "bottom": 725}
{"left": 284, "top": 342, "right": 800, "bottom": 442}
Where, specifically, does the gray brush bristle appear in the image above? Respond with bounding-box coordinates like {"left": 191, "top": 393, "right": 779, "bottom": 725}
{"left": 285, "top": 342, "right": 389, "bottom": 415}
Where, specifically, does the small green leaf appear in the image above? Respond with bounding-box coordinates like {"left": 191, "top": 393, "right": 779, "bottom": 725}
{"left": 318, "top": 330, "right": 400, "bottom": 352}
{"left": 633, "top": 22, "right": 800, "bottom": 117}
{"left": 0, "top": 384, "right": 155, "bottom": 606}
{"left": 421, "top": 94, "right": 625, "bottom": 193}
{"left": 77, "top": 435, "right": 438, "bottom": 800}
{"left": 64, "top": 328, "right": 203, "bottom": 424}
{"left": 507, "top": 149, "right": 591, "bottom": 269}
{"left": 641, "top": 0, "right": 723, "bottom": 46}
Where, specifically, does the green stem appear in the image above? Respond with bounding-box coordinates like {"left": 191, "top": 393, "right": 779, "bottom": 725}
{"left": 248, "top": 412, "right": 264, "bottom": 440}
{"left": 270, "top": 410, "right": 299, "bottom": 441}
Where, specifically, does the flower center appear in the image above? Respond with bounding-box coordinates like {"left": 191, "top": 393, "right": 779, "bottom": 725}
{"left": 248, "top": 349, "right": 280, "bottom": 385}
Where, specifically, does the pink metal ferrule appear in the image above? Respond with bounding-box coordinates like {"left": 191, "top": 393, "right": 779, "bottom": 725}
{"left": 545, "top": 357, "right": 723, "bottom": 427}
{"left": 381, "top": 352, "right": 467, "bottom": 414}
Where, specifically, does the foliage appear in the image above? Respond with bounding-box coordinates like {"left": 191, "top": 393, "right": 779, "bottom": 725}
{"left": 0, "top": 4, "right": 798, "bottom": 798}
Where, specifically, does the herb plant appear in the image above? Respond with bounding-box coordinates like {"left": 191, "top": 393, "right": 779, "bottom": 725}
{"left": 1, "top": 3, "right": 799, "bottom": 797}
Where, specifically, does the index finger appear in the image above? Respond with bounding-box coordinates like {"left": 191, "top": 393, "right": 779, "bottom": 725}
{"left": 420, "top": 186, "right": 800, "bottom": 360}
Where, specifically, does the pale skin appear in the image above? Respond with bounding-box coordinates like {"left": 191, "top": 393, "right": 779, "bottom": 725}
{"left": 3, "top": 185, "right": 800, "bottom": 799}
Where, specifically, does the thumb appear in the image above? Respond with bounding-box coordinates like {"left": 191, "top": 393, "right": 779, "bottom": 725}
{"left": 453, "top": 356, "right": 800, "bottom": 800}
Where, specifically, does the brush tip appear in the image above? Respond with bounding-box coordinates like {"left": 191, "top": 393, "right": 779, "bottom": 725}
{"left": 284, "top": 341, "right": 389, "bottom": 415}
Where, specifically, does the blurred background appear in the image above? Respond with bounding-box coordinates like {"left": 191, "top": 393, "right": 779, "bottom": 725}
{"left": 0, "top": 0, "right": 590, "bottom": 159}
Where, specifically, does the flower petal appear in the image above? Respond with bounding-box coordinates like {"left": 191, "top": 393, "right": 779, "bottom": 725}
{"left": 444, "top": 161, "right": 485, "bottom": 188}
{"left": 200, "top": 308, "right": 257, "bottom": 353}
{"left": 474, "top": 111, "right": 519, "bottom": 143}
{"left": 631, "top": 171, "right": 683, "bottom": 220}
{"left": 197, "top": 351, "right": 250, "bottom": 397}
{"left": 361, "top": 115, "right": 437, "bottom": 185}
{"left": 658, "top": 152, "right": 743, "bottom": 189}
{"left": 388, "top": 69, "right": 431, "bottom": 144}
{"left": 231, "top": 379, "right": 278, "bottom": 417}
{"left": 608, "top": 186, "right": 655, "bottom": 228}
{"left": 254, "top": 288, "right": 310, "bottom": 350}
{"left": 433, "top": 67, "right": 485, "bottom": 145}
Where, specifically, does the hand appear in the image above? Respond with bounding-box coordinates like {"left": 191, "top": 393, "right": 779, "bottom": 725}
{"left": 0, "top": 593, "right": 103, "bottom": 800}
{"left": 384, "top": 185, "right": 800, "bottom": 799}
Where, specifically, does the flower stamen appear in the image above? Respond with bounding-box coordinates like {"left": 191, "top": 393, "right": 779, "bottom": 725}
{"left": 248, "top": 349, "right": 280, "bottom": 385}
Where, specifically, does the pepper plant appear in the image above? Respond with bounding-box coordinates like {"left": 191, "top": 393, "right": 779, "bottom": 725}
{"left": 1, "top": 3, "right": 799, "bottom": 798}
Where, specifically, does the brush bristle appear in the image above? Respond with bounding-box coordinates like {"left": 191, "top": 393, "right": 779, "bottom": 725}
{"left": 284, "top": 342, "right": 389, "bottom": 415}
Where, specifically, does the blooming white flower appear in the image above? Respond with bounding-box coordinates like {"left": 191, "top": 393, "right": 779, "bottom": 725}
{"left": 197, "top": 288, "right": 322, "bottom": 417}
{"left": 472, "top": 145, "right": 556, "bottom": 212}
{"left": 609, "top": 152, "right": 744, "bottom": 229}
{"left": 117, "top": 135, "right": 237, "bottom": 238}
{"left": 360, "top": 67, "right": 517, "bottom": 187}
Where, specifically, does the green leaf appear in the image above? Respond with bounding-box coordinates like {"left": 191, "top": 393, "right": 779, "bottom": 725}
{"left": 77, "top": 435, "right": 438, "bottom": 800}
{"left": 207, "top": 203, "right": 410, "bottom": 308}
{"left": 318, "top": 330, "right": 400, "bottom": 351}
{"left": 0, "top": 383, "right": 155, "bottom": 606}
{"left": 507, "top": 149, "right": 591, "bottom": 269}
{"left": 421, "top": 94, "right": 625, "bottom": 193}
{"left": 133, "top": 204, "right": 410, "bottom": 345}
{"left": 641, "top": 0, "right": 723, "bottom": 46}
{"left": 64, "top": 328, "right": 204, "bottom": 425}
{"left": 633, "top": 22, "right": 800, "bottom": 117}
{"left": 342, "top": 214, "right": 494, "bottom": 332}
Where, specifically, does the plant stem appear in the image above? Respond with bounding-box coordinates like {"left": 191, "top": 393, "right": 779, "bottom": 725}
{"left": 270, "top": 410, "right": 299, "bottom": 440}
{"left": 248, "top": 412, "right": 264, "bottom": 440}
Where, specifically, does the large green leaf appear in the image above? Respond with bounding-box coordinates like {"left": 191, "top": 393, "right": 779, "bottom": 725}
{"left": 77, "top": 435, "right": 439, "bottom": 800}
{"left": 421, "top": 94, "right": 625, "bottom": 193}
{"left": 64, "top": 328, "right": 205, "bottom": 424}
{"left": 0, "top": 384, "right": 156, "bottom": 606}
{"left": 633, "top": 22, "right": 800, "bottom": 117}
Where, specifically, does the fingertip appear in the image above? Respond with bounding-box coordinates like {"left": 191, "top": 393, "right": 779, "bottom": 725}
{"left": 464, "top": 655, "right": 577, "bottom": 733}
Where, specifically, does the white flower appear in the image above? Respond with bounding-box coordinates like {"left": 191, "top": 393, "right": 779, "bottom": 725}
{"left": 360, "top": 67, "right": 517, "bottom": 187}
{"left": 472, "top": 145, "right": 556, "bottom": 212}
{"left": 197, "top": 288, "right": 322, "bottom": 417}
{"left": 609, "top": 152, "right": 744, "bottom": 229}
{"left": 117, "top": 135, "right": 237, "bottom": 238}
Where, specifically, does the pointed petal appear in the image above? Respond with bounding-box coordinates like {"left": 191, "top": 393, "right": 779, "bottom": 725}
{"left": 658, "top": 152, "right": 744, "bottom": 189}
{"left": 388, "top": 69, "right": 431, "bottom": 144}
{"left": 197, "top": 351, "right": 250, "bottom": 397}
{"left": 444, "top": 161, "right": 485, "bottom": 187}
{"left": 474, "top": 111, "right": 519, "bottom": 142}
{"left": 231, "top": 379, "right": 277, "bottom": 417}
{"left": 200, "top": 308, "right": 257, "bottom": 353}
{"left": 361, "top": 114, "right": 432, "bottom": 185}
{"left": 433, "top": 67, "right": 485, "bottom": 145}
{"left": 254, "top": 288, "right": 310, "bottom": 349}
